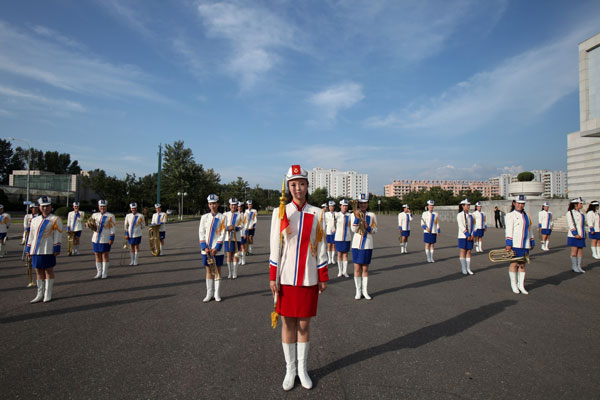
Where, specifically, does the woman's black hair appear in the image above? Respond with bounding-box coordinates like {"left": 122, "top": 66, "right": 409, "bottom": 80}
{"left": 586, "top": 202, "right": 598, "bottom": 213}
{"left": 567, "top": 202, "right": 576, "bottom": 212}
{"left": 510, "top": 201, "right": 516, "bottom": 212}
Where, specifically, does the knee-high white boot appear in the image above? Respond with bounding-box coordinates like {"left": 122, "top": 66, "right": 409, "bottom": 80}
{"left": 459, "top": 258, "right": 467, "bottom": 275}
{"left": 517, "top": 271, "right": 528, "bottom": 294}
{"left": 343, "top": 260, "right": 349, "bottom": 278}
{"left": 577, "top": 257, "right": 584, "bottom": 273}
{"left": 31, "top": 280, "right": 45, "bottom": 303}
{"left": 101, "top": 261, "right": 109, "bottom": 279}
{"left": 133, "top": 252, "right": 139, "bottom": 266}
{"left": 425, "top": 249, "right": 431, "bottom": 262}
{"left": 508, "top": 271, "right": 519, "bottom": 294}
{"left": 337, "top": 260, "right": 342, "bottom": 277}
{"left": 297, "top": 342, "right": 312, "bottom": 389}
{"left": 227, "top": 261, "right": 232, "bottom": 279}
{"left": 362, "top": 277, "right": 372, "bottom": 300}
{"left": 282, "top": 343, "right": 296, "bottom": 391}
{"left": 571, "top": 256, "right": 579, "bottom": 273}
{"left": 214, "top": 279, "right": 222, "bottom": 302}
{"left": 94, "top": 262, "right": 102, "bottom": 279}
{"left": 232, "top": 262, "right": 238, "bottom": 279}
{"left": 43, "top": 279, "right": 54, "bottom": 302}
{"left": 429, "top": 249, "right": 435, "bottom": 262}
{"left": 129, "top": 252, "right": 135, "bottom": 266}
{"left": 354, "top": 276, "right": 362, "bottom": 300}
{"left": 466, "top": 258, "right": 474, "bottom": 275}
{"left": 404, "top": 242, "right": 408, "bottom": 254}
{"left": 203, "top": 279, "right": 214, "bottom": 302}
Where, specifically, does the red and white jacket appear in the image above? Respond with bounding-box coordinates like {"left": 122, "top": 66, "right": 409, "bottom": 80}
{"left": 199, "top": 212, "right": 225, "bottom": 256}
{"left": 269, "top": 201, "right": 328, "bottom": 286}
{"left": 26, "top": 214, "right": 63, "bottom": 255}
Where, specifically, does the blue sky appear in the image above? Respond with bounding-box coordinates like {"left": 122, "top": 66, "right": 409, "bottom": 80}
{"left": 1, "top": 0, "right": 599, "bottom": 194}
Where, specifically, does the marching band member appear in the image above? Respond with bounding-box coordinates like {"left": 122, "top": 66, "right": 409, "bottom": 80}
{"left": 538, "top": 202, "right": 553, "bottom": 251}
{"left": 587, "top": 201, "right": 600, "bottom": 259}
{"left": 124, "top": 203, "right": 145, "bottom": 266}
{"left": 224, "top": 198, "right": 243, "bottom": 279}
{"left": 325, "top": 200, "right": 337, "bottom": 265}
{"left": 244, "top": 200, "right": 257, "bottom": 255}
{"left": 505, "top": 195, "right": 535, "bottom": 294}
{"left": 421, "top": 200, "right": 440, "bottom": 263}
{"left": 567, "top": 197, "right": 586, "bottom": 273}
{"left": 26, "top": 196, "right": 62, "bottom": 303}
{"left": 269, "top": 165, "right": 328, "bottom": 391}
{"left": 67, "top": 202, "right": 85, "bottom": 255}
{"left": 472, "top": 202, "right": 486, "bottom": 252}
{"left": 351, "top": 193, "right": 377, "bottom": 300}
{"left": 397, "top": 204, "right": 412, "bottom": 254}
{"left": 89, "top": 200, "right": 116, "bottom": 279}
{"left": 334, "top": 199, "right": 352, "bottom": 277}
{"left": 199, "top": 194, "right": 226, "bottom": 302}
{"left": 23, "top": 202, "right": 39, "bottom": 287}
{"left": 457, "top": 199, "right": 475, "bottom": 275}
{"left": 151, "top": 203, "right": 168, "bottom": 255}
{"left": 0, "top": 204, "right": 11, "bottom": 257}
{"left": 238, "top": 201, "right": 247, "bottom": 265}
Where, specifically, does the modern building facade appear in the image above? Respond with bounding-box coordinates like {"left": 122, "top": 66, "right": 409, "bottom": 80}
{"left": 6, "top": 170, "right": 97, "bottom": 204}
{"left": 567, "top": 32, "right": 600, "bottom": 199}
{"left": 384, "top": 179, "right": 499, "bottom": 199}
{"left": 308, "top": 168, "right": 368, "bottom": 199}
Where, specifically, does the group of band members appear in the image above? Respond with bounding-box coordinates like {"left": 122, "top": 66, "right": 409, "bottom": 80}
{"left": 0, "top": 203, "right": 11, "bottom": 258}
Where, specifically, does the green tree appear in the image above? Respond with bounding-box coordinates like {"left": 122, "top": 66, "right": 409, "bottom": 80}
{"left": 82, "top": 169, "right": 128, "bottom": 211}
{"left": 517, "top": 172, "right": 535, "bottom": 182}
{"left": 310, "top": 188, "right": 328, "bottom": 207}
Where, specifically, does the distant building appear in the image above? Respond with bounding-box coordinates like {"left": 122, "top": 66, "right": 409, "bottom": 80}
{"left": 567, "top": 32, "right": 600, "bottom": 199}
{"left": 308, "top": 168, "right": 368, "bottom": 199}
{"left": 532, "top": 170, "right": 567, "bottom": 198}
{"left": 489, "top": 174, "right": 513, "bottom": 198}
{"left": 4, "top": 170, "right": 97, "bottom": 204}
{"left": 384, "top": 180, "right": 499, "bottom": 199}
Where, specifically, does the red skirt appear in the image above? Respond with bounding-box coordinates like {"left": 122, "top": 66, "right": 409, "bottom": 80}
{"left": 276, "top": 284, "right": 319, "bottom": 318}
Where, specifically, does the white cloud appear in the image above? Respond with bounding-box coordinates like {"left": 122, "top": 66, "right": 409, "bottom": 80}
{"left": 172, "top": 36, "right": 205, "bottom": 80}
{"left": 0, "top": 85, "right": 85, "bottom": 113}
{"left": 96, "top": 0, "right": 154, "bottom": 37}
{"left": 31, "top": 25, "right": 86, "bottom": 50}
{"left": 308, "top": 82, "right": 364, "bottom": 123}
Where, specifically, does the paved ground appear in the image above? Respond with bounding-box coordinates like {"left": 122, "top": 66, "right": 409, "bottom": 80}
{"left": 1, "top": 214, "right": 599, "bottom": 399}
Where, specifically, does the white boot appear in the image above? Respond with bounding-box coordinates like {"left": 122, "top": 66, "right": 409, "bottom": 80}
{"left": 337, "top": 260, "right": 342, "bottom": 277}
{"left": 43, "top": 279, "right": 54, "bottom": 302}
{"left": 430, "top": 249, "right": 435, "bottom": 262}
{"left": 596, "top": 246, "right": 600, "bottom": 259}
{"left": 94, "top": 262, "right": 102, "bottom": 279}
{"left": 160, "top": 244, "right": 164, "bottom": 255}
{"left": 133, "top": 252, "right": 139, "bottom": 266}
{"left": 227, "top": 261, "right": 232, "bottom": 279}
{"left": 203, "top": 279, "right": 214, "bottom": 302}
{"left": 517, "top": 271, "right": 528, "bottom": 294}
{"left": 297, "top": 342, "right": 312, "bottom": 389}
{"left": 101, "top": 261, "right": 109, "bottom": 279}
{"left": 591, "top": 246, "right": 599, "bottom": 259}
{"left": 466, "top": 258, "right": 474, "bottom": 275}
{"left": 571, "top": 256, "right": 579, "bottom": 273}
{"left": 30, "top": 280, "right": 45, "bottom": 303}
{"left": 343, "top": 261, "right": 349, "bottom": 278}
{"left": 478, "top": 242, "right": 483, "bottom": 253}
{"left": 361, "top": 277, "right": 372, "bottom": 300}
{"left": 0, "top": 242, "right": 4, "bottom": 257}
{"left": 460, "top": 258, "right": 467, "bottom": 275}
{"left": 577, "top": 257, "right": 585, "bottom": 273}
{"left": 281, "top": 343, "right": 296, "bottom": 391}
{"left": 354, "top": 276, "right": 362, "bottom": 300}
{"left": 232, "top": 262, "right": 238, "bottom": 279}
{"left": 508, "top": 271, "right": 519, "bottom": 294}
{"left": 425, "top": 249, "right": 431, "bottom": 263}
{"left": 545, "top": 241, "right": 550, "bottom": 251}
{"left": 404, "top": 242, "right": 408, "bottom": 254}
{"left": 129, "top": 252, "right": 134, "bottom": 266}
{"left": 214, "top": 279, "right": 222, "bottom": 302}
{"left": 241, "top": 252, "right": 246, "bottom": 265}
{"left": 248, "top": 244, "right": 253, "bottom": 255}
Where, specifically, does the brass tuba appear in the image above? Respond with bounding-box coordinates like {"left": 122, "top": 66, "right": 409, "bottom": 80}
{"left": 86, "top": 216, "right": 98, "bottom": 232}
{"left": 488, "top": 249, "right": 530, "bottom": 264}
{"left": 351, "top": 200, "right": 368, "bottom": 236}
{"left": 67, "top": 231, "right": 75, "bottom": 256}
{"left": 148, "top": 225, "right": 161, "bottom": 256}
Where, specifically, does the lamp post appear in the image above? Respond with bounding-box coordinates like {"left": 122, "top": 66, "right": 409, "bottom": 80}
{"left": 8, "top": 137, "right": 31, "bottom": 210}
{"left": 177, "top": 191, "right": 188, "bottom": 220}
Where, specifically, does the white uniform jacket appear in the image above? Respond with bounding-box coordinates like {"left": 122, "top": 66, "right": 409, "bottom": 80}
{"left": 67, "top": 210, "right": 85, "bottom": 232}
{"left": 538, "top": 210, "right": 553, "bottom": 230}
{"left": 398, "top": 212, "right": 412, "bottom": 232}
{"left": 351, "top": 211, "right": 377, "bottom": 250}
{"left": 23, "top": 213, "right": 36, "bottom": 235}
{"left": 269, "top": 202, "right": 328, "bottom": 286}
{"left": 587, "top": 211, "right": 599, "bottom": 235}
{"left": 26, "top": 214, "right": 63, "bottom": 255}
{"left": 244, "top": 208, "right": 257, "bottom": 233}
{"left": 324, "top": 211, "right": 336, "bottom": 235}
{"left": 421, "top": 211, "right": 440, "bottom": 234}
{"left": 333, "top": 212, "right": 352, "bottom": 242}
{"left": 505, "top": 210, "right": 535, "bottom": 249}
{"left": 151, "top": 212, "right": 167, "bottom": 232}
{"left": 457, "top": 211, "right": 475, "bottom": 239}
{"left": 224, "top": 211, "right": 244, "bottom": 242}
{"left": 91, "top": 212, "right": 116, "bottom": 244}
{"left": 0, "top": 212, "right": 11, "bottom": 234}
{"left": 124, "top": 213, "right": 145, "bottom": 238}
{"left": 472, "top": 210, "right": 486, "bottom": 230}
{"left": 567, "top": 210, "right": 586, "bottom": 239}
{"left": 199, "top": 212, "right": 225, "bottom": 256}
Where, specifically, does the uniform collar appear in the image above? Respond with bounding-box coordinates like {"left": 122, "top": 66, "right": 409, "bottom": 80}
{"left": 292, "top": 200, "right": 306, "bottom": 211}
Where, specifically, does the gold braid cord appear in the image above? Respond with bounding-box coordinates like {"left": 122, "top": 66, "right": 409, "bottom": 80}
{"left": 272, "top": 178, "right": 287, "bottom": 329}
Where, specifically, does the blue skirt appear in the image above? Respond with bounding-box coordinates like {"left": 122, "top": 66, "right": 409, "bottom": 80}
{"left": 335, "top": 241, "right": 351, "bottom": 253}
{"left": 458, "top": 238, "right": 474, "bottom": 250}
{"left": 541, "top": 229, "right": 552, "bottom": 235}
{"left": 589, "top": 232, "right": 600, "bottom": 240}
{"left": 473, "top": 229, "right": 485, "bottom": 238}
{"left": 0, "top": 232, "right": 6, "bottom": 240}
{"left": 128, "top": 237, "right": 142, "bottom": 245}
{"left": 159, "top": 231, "right": 166, "bottom": 239}
{"left": 74, "top": 231, "right": 82, "bottom": 238}
{"left": 240, "top": 236, "right": 247, "bottom": 244}
{"left": 400, "top": 230, "right": 410, "bottom": 237}
{"left": 512, "top": 248, "right": 529, "bottom": 257}
{"left": 93, "top": 242, "right": 112, "bottom": 253}
{"left": 567, "top": 237, "right": 586, "bottom": 248}
{"left": 247, "top": 228, "right": 256, "bottom": 236}
{"left": 224, "top": 241, "right": 241, "bottom": 252}
{"left": 424, "top": 233, "right": 437, "bottom": 244}
{"left": 202, "top": 254, "right": 224, "bottom": 267}
{"left": 32, "top": 254, "right": 56, "bottom": 269}
{"left": 326, "top": 234, "right": 335, "bottom": 244}
{"left": 352, "top": 249, "right": 372, "bottom": 265}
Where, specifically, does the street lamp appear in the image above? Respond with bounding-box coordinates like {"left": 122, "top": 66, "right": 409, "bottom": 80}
{"left": 8, "top": 137, "right": 31, "bottom": 210}
{"left": 177, "top": 191, "right": 188, "bottom": 220}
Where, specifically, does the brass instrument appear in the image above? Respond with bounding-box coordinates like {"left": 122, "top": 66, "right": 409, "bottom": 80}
{"left": 26, "top": 256, "right": 35, "bottom": 287}
{"left": 351, "top": 200, "right": 368, "bottom": 236}
{"left": 67, "top": 231, "right": 75, "bottom": 256}
{"left": 148, "top": 225, "right": 161, "bottom": 256}
{"left": 86, "top": 216, "right": 98, "bottom": 232}
{"left": 488, "top": 249, "right": 530, "bottom": 264}
{"left": 206, "top": 251, "right": 221, "bottom": 280}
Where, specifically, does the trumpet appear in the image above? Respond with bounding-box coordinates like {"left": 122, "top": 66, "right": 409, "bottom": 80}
{"left": 206, "top": 250, "right": 221, "bottom": 280}
{"left": 488, "top": 249, "right": 530, "bottom": 264}
{"left": 86, "top": 216, "right": 98, "bottom": 232}
{"left": 351, "top": 200, "right": 368, "bottom": 236}
{"left": 148, "top": 225, "right": 161, "bottom": 256}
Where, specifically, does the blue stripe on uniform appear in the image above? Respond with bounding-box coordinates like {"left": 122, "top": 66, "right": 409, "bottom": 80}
{"left": 33, "top": 219, "right": 50, "bottom": 255}
{"left": 96, "top": 216, "right": 106, "bottom": 244}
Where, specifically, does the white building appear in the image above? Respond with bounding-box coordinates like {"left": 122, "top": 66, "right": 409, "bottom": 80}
{"left": 532, "top": 170, "right": 567, "bottom": 198}
{"left": 308, "top": 168, "right": 368, "bottom": 199}
{"left": 567, "top": 32, "right": 600, "bottom": 200}
{"left": 489, "top": 174, "right": 513, "bottom": 198}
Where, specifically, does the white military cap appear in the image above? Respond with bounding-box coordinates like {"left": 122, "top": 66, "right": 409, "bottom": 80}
{"left": 237, "top": 201, "right": 243, "bottom": 207}
{"left": 570, "top": 197, "right": 583, "bottom": 203}
{"left": 30, "top": 202, "right": 38, "bottom": 208}
{"left": 229, "top": 198, "right": 238, "bottom": 205}
{"left": 543, "top": 201, "right": 550, "bottom": 207}
{"left": 328, "top": 200, "right": 335, "bottom": 206}
{"left": 475, "top": 201, "right": 482, "bottom": 207}
{"left": 0, "top": 204, "right": 3, "bottom": 209}
{"left": 460, "top": 199, "right": 470, "bottom": 205}
{"left": 130, "top": 202, "right": 138, "bottom": 209}
{"left": 321, "top": 203, "right": 327, "bottom": 208}
{"left": 155, "top": 203, "right": 161, "bottom": 208}
{"left": 427, "top": 200, "right": 435, "bottom": 206}
{"left": 339, "top": 199, "right": 349, "bottom": 206}
{"left": 591, "top": 200, "right": 599, "bottom": 206}
{"left": 207, "top": 194, "right": 219, "bottom": 203}
{"left": 73, "top": 201, "right": 80, "bottom": 207}
{"left": 358, "top": 193, "right": 369, "bottom": 203}
{"left": 402, "top": 204, "right": 409, "bottom": 209}
{"left": 246, "top": 199, "right": 252, "bottom": 205}
{"left": 38, "top": 196, "right": 52, "bottom": 206}
{"left": 515, "top": 195, "right": 526, "bottom": 203}
{"left": 286, "top": 164, "right": 308, "bottom": 181}
{"left": 98, "top": 199, "right": 108, "bottom": 207}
